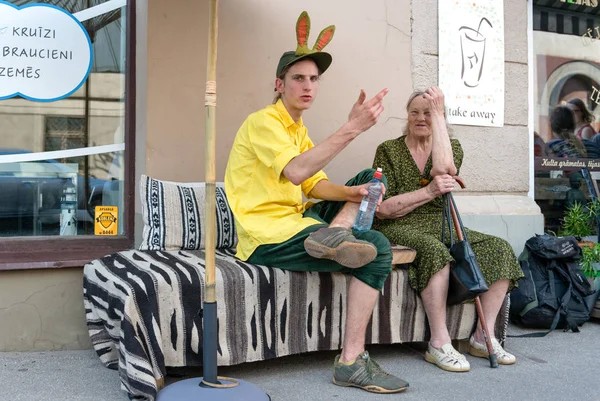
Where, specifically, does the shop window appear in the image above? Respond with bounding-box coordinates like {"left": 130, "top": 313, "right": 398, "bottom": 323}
{"left": 0, "top": 0, "right": 135, "bottom": 269}
{"left": 45, "top": 117, "right": 87, "bottom": 151}
{"left": 533, "top": 1, "right": 600, "bottom": 238}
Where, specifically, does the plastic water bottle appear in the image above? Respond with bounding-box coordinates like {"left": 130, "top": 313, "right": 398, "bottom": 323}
{"left": 353, "top": 168, "right": 383, "bottom": 232}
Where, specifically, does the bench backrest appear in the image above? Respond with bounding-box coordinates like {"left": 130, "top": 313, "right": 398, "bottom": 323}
{"left": 138, "top": 174, "right": 417, "bottom": 266}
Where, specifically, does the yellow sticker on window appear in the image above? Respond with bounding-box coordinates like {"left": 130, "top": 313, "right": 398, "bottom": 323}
{"left": 95, "top": 206, "right": 118, "bottom": 236}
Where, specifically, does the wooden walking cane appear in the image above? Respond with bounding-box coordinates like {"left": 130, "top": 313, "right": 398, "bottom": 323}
{"left": 451, "top": 177, "right": 499, "bottom": 369}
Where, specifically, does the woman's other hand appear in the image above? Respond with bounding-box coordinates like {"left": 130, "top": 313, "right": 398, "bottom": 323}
{"left": 422, "top": 86, "right": 445, "bottom": 116}
{"left": 426, "top": 174, "right": 456, "bottom": 197}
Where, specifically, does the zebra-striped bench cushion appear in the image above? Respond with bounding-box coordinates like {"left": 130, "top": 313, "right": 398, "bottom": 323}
{"left": 83, "top": 248, "right": 509, "bottom": 401}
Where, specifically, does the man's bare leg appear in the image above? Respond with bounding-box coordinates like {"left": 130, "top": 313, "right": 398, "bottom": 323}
{"left": 340, "top": 277, "right": 378, "bottom": 362}
{"left": 329, "top": 202, "right": 359, "bottom": 228}
{"left": 326, "top": 203, "right": 409, "bottom": 392}
{"left": 325, "top": 202, "right": 377, "bottom": 360}
{"left": 304, "top": 202, "right": 377, "bottom": 268}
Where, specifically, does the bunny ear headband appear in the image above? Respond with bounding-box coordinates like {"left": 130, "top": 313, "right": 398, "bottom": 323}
{"left": 276, "top": 11, "right": 336, "bottom": 77}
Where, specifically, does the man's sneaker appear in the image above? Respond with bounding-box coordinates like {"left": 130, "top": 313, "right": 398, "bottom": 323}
{"left": 425, "top": 343, "right": 470, "bottom": 372}
{"left": 469, "top": 336, "right": 516, "bottom": 365}
{"left": 304, "top": 227, "right": 377, "bottom": 268}
{"left": 332, "top": 351, "right": 409, "bottom": 394}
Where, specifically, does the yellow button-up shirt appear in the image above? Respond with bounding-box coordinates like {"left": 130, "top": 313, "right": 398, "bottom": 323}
{"left": 224, "top": 100, "right": 328, "bottom": 261}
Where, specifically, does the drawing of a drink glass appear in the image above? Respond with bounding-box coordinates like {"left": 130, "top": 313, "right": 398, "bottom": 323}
{"left": 459, "top": 17, "right": 493, "bottom": 88}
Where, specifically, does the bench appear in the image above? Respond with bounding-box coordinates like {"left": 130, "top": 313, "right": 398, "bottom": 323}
{"left": 82, "top": 175, "right": 509, "bottom": 401}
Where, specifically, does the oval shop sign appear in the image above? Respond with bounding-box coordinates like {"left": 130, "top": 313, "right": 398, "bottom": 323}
{"left": 0, "top": 1, "right": 93, "bottom": 102}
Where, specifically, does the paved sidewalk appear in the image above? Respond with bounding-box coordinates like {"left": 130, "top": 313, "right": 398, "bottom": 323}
{"left": 1, "top": 321, "right": 599, "bottom": 401}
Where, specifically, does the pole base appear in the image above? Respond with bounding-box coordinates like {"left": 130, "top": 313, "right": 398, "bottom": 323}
{"left": 156, "top": 377, "right": 270, "bottom": 401}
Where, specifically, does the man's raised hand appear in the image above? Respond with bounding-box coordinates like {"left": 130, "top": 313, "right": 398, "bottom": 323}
{"left": 348, "top": 90, "right": 367, "bottom": 120}
{"left": 347, "top": 88, "right": 389, "bottom": 134}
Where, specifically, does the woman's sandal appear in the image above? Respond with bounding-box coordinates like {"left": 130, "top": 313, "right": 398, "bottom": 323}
{"left": 468, "top": 336, "right": 516, "bottom": 365}
{"left": 425, "top": 343, "right": 471, "bottom": 372}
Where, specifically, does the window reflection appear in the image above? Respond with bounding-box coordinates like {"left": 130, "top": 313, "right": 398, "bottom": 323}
{"left": 533, "top": 2, "right": 600, "bottom": 237}
{"left": 0, "top": 0, "right": 126, "bottom": 237}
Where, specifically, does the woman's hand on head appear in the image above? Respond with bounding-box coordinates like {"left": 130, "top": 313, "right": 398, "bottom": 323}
{"left": 422, "top": 86, "right": 445, "bottom": 116}
{"left": 426, "top": 174, "right": 456, "bottom": 197}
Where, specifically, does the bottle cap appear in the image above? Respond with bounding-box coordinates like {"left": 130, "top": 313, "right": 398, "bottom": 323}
{"left": 374, "top": 167, "right": 383, "bottom": 179}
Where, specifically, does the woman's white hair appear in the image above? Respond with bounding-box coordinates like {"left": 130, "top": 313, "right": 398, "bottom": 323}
{"left": 402, "top": 90, "right": 453, "bottom": 137}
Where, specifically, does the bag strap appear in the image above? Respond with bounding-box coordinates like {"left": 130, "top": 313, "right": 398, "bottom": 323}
{"left": 566, "top": 262, "right": 593, "bottom": 297}
{"left": 448, "top": 193, "right": 469, "bottom": 242}
{"left": 442, "top": 196, "right": 446, "bottom": 244}
{"left": 441, "top": 194, "right": 454, "bottom": 247}
{"left": 549, "top": 263, "right": 580, "bottom": 333}
{"left": 508, "top": 260, "right": 579, "bottom": 338}
{"left": 518, "top": 258, "right": 540, "bottom": 317}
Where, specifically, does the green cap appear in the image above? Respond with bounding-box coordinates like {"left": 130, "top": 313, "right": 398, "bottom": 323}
{"left": 276, "top": 51, "right": 332, "bottom": 77}
{"left": 276, "top": 11, "right": 336, "bottom": 77}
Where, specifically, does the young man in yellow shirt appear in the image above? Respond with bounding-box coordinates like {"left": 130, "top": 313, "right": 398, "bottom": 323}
{"left": 224, "top": 12, "right": 408, "bottom": 394}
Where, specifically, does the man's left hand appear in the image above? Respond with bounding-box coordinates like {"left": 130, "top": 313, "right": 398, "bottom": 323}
{"left": 347, "top": 183, "right": 387, "bottom": 211}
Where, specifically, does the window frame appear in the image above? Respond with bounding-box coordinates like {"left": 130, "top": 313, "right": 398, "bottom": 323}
{"left": 0, "top": 0, "right": 137, "bottom": 271}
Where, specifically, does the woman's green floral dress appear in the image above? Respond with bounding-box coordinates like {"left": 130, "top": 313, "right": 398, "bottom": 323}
{"left": 372, "top": 136, "right": 524, "bottom": 293}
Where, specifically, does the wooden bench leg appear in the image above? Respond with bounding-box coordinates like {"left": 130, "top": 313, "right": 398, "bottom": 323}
{"left": 157, "top": 377, "right": 165, "bottom": 391}
{"left": 452, "top": 339, "right": 470, "bottom": 353}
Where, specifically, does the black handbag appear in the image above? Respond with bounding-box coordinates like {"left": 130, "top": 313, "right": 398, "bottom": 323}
{"left": 442, "top": 193, "right": 489, "bottom": 305}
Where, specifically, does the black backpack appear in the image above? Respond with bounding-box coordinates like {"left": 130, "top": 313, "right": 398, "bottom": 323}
{"left": 509, "top": 235, "right": 599, "bottom": 336}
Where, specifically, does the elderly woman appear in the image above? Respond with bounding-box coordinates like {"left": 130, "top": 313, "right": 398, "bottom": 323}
{"left": 372, "top": 87, "right": 524, "bottom": 372}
